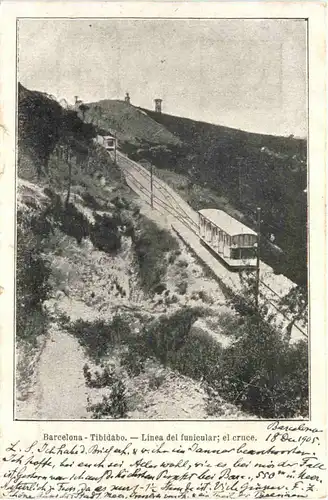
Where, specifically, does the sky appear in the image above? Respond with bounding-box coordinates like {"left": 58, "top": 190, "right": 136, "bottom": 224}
{"left": 18, "top": 19, "right": 307, "bottom": 138}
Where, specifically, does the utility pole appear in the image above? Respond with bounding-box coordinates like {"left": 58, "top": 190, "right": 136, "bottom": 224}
{"left": 255, "top": 207, "right": 261, "bottom": 310}
{"left": 150, "top": 164, "right": 154, "bottom": 209}
{"left": 114, "top": 134, "right": 117, "bottom": 165}
{"left": 238, "top": 162, "right": 242, "bottom": 205}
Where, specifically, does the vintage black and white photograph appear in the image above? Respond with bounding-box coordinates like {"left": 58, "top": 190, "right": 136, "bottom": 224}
{"left": 15, "top": 18, "right": 308, "bottom": 421}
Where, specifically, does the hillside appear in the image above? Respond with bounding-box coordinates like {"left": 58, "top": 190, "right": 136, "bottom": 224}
{"left": 84, "top": 99, "right": 181, "bottom": 147}
{"left": 127, "top": 108, "right": 308, "bottom": 287}
{"left": 68, "top": 93, "right": 307, "bottom": 286}
{"left": 16, "top": 84, "right": 308, "bottom": 421}
{"left": 15, "top": 84, "right": 254, "bottom": 420}
{"left": 18, "top": 83, "right": 100, "bottom": 180}
{"left": 142, "top": 108, "right": 306, "bottom": 157}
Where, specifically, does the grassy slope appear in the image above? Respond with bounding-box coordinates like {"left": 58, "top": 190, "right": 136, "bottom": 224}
{"left": 141, "top": 108, "right": 306, "bottom": 156}
{"left": 84, "top": 99, "right": 182, "bottom": 147}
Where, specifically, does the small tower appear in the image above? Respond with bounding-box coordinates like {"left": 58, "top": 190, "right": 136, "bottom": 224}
{"left": 125, "top": 92, "right": 130, "bottom": 104}
{"left": 154, "top": 98, "right": 162, "bottom": 113}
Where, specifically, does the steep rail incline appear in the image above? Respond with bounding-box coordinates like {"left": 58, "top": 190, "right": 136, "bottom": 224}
{"left": 114, "top": 151, "right": 307, "bottom": 342}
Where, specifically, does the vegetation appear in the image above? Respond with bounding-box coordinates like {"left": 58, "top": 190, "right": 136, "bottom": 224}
{"left": 120, "top": 296, "right": 308, "bottom": 418}
{"left": 41, "top": 189, "right": 90, "bottom": 244}
{"left": 87, "top": 379, "right": 128, "bottom": 419}
{"left": 90, "top": 213, "right": 122, "bottom": 254}
{"left": 131, "top": 109, "right": 307, "bottom": 287}
{"left": 39, "top": 190, "right": 137, "bottom": 256}
{"left": 16, "top": 84, "right": 308, "bottom": 421}
{"left": 68, "top": 315, "right": 132, "bottom": 361}
{"left": 18, "top": 83, "right": 123, "bottom": 201}
{"left": 83, "top": 363, "right": 115, "bottom": 388}
{"left": 132, "top": 217, "right": 179, "bottom": 293}
{"left": 278, "top": 285, "right": 308, "bottom": 341}
{"left": 18, "top": 84, "right": 96, "bottom": 180}
{"left": 16, "top": 210, "right": 52, "bottom": 344}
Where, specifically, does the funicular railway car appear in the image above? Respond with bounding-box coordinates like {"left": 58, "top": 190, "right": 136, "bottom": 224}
{"left": 95, "top": 135, "right": 117, "bottom": 151}
{"left": 198, "top": 209, "right": 257, "bottom": 269}
{"left": 103, "top": 135, "right": 117, "bottom": 151}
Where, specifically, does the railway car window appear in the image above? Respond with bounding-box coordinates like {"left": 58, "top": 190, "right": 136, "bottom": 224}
{"left": 207, "top": 222, "right": 211, "bottom": 240}
{"left": 241, "top": 248, "right": 256, "bottom": 259}
{"left": 231, "top": 248, "right": 241, "bottom": 259}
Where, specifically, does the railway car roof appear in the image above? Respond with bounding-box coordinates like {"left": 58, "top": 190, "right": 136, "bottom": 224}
{"left": 198, "top": 209, "right": 257, "bottom": 236}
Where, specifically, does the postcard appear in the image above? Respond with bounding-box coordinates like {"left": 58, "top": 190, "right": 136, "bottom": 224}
{"left": 0, "top": 2, "right": 326, "bottom": 499}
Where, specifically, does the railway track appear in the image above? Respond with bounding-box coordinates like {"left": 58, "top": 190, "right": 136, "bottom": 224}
{"left": 114, "top": 151, "right": 308, "bottom": 339}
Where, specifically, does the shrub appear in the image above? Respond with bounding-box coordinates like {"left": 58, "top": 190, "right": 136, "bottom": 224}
{"left": 42, "top": 193, "right": 90, "bottom": 244}
{"left": 148, "top": 372, "right": 166, "bottom": 390}
{"left": 198, "top": 290, "right": 213, "bottom": 304}
{"left": 121, "top": 300, "right": 308, "bottom": 419}
{"left": 205, "top": 275, "right": 309, "bottom": 419}
{"left": 133, "top": 207, "right": 140, "bottom": 218}
{"left": 83, "top": 363, "right": 115, "bottom": 388}
{"left": 111, "top": 196, "right": 130, "bottom": 210}
{"left": 121, "top": 349, "right": 146, "bottom": 376}
{"left": 142, "top": 308, "right": 203, "bottom": 365}
{"left": 68, "top": 315, "right": 132, "bottom": 360}
{"left": 90, "top": 213, "right": 121, "bottom": 254}
{"left": 173, "top": 329, "right": 224, "bottom": 381}
{"left": 82, "top": 191, "right": 103, "bottom": 210}
{"left": 109, "top": 380, "right": 128, "bottom": 418}
{"left": 211, "top": 316, "right": 308, "bottom": 418}
{"left": 61, "top": 203, "right": 90, "bottom": 243}
{"left": 177, "top": 259, "right": 188, "bottom": 269}
{"left": 165, "top": 294, "right": 179, "bottom": 306}
{"left": 168, "top": 251, "right": 179, "bottom": 264}
{"left": 153, "top": 283, "right": 167, "bottom": 295}
{"left": 16, "top": 308, "right": 49, "bottom": 345}
{"left": 176, "top": 282, "right": 188, "bottom": 295}
{"left": 87, "top": 379, "right": 128, "bottom": 419}
{"left": 16, "top": 214, "right": 51, "bottom": 343}
{"left": 133, "top": 217, "right": 179, "bottom": 293}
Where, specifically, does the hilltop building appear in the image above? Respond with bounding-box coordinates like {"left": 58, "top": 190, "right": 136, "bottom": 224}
{"left": 73, "top": 95, "right": 83, "bottom": 111}
{"left": 154, "top": 98, "right": 162, "bottom": 113}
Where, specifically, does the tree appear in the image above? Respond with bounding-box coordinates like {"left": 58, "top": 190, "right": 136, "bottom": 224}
{"left": 79, "top": 103, "right": 89, "bottom": 121}
{"left": 65, "top": 152, "right": 72, "bottom": 207}
{"left": 279, "top": 285, "right": 308, "bottom": 342}
{"left": 109, "top": 380, "right": 128, "bottom": 418}
{"left": 219, "top": 271, "right": 308, "bottom": 418}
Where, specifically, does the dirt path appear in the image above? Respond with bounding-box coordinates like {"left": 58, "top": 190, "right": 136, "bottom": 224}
{"left": 33, "top": 325, "right": 89, "bottom": 420}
